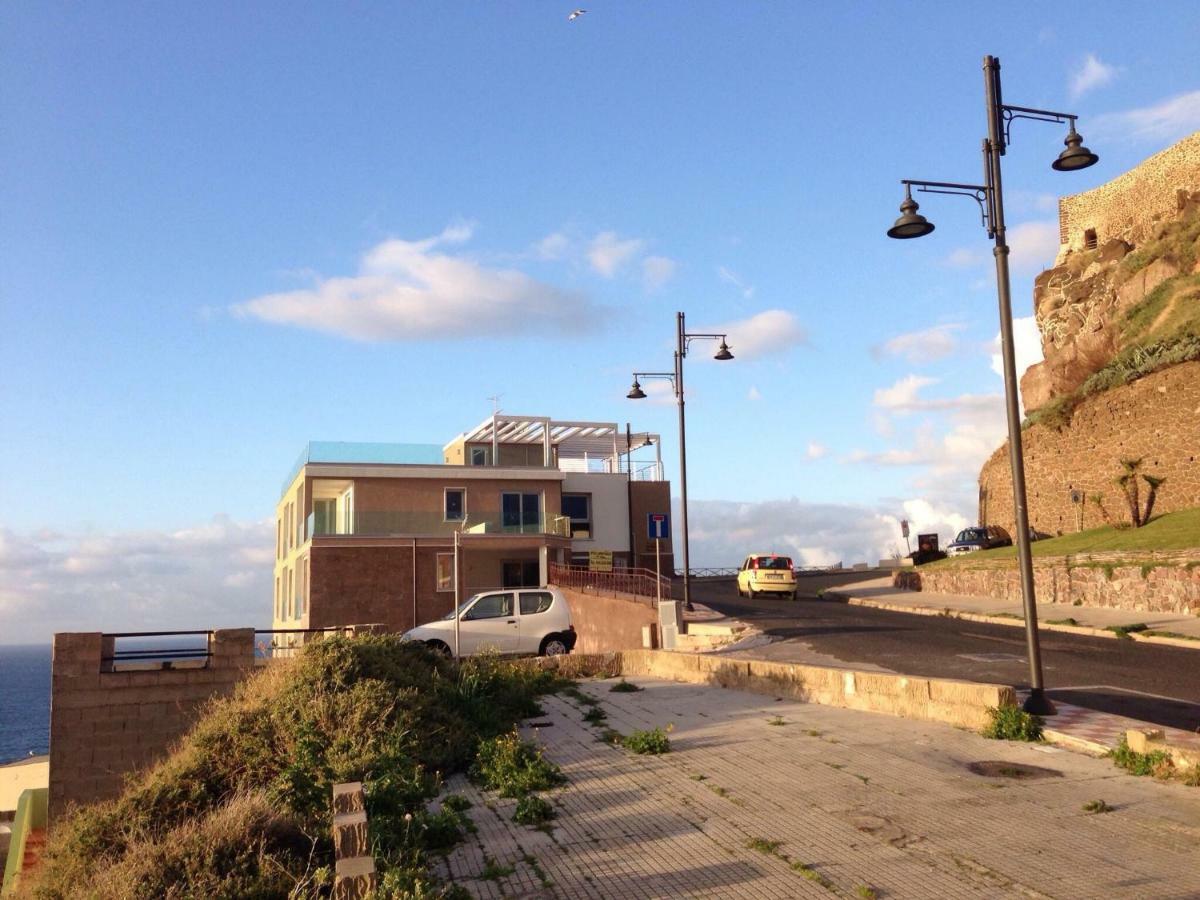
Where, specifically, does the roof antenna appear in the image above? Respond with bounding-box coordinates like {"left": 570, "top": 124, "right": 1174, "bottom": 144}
{"left": 487, "top": 394, "right": 503, "bottom": 415}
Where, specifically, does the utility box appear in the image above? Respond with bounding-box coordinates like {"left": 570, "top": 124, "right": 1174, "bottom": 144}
{"left": 658, "top": 600, "right": 682, "bottom": 650}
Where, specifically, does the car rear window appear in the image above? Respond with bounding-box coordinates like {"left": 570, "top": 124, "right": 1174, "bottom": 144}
{"left": 520, "top": 591, "right": 554, "bottom": 615}
{"left": 755, "top": 556, "right": 792, "bottom": 569}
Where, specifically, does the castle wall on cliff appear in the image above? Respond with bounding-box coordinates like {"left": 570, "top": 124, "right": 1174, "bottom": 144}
{"left": 980, "top": 361, "right": 1200, "bottom": 537}
{"left": 1056, "top": 131, "right": 1200, "bottom": 260}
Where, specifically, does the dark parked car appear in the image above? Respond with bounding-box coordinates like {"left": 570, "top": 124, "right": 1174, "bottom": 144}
{"left": 946, "top": 525, "right": 1012, "bottom": 555}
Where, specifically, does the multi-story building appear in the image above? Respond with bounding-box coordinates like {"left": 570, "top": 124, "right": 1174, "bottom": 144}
{"left": 272, "top": 414, "right": 672, "bottom": 634}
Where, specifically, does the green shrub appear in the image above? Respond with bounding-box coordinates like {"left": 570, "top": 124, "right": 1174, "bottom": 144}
{"left": 1082, "top": 799, "right": 1113, "bottom": 814}
{"left": 982, "top": 706, "right": 1045, "bottom": 742}
{"left": 609, "top": 679, "right": 642, "bottom": 693}
{"left": 471, "top": 731, "right": 565, "bottom": 798}
{"left": 1110, "top": 735, "right": 1174, "bottom": 778}
{"left": 513, "top": 794, "right": 555, "bottom": 826}
{"left": 622, "top": 726, "right": 672, "bottom": 754}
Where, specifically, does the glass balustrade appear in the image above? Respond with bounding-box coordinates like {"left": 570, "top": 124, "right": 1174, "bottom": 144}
{"left": 305, "top": 510, "right": 570, "bottom": 538}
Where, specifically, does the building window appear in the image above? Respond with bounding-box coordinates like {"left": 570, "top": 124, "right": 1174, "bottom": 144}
{"left": 470, "top": 446, "right": 489, "bottom": 466}
{"left": 444, "top": 488, "right": 466, "bottom": 522}
{"left": 1084, "top": 228, "right": 1098, "bottom": 250}
{"left": 561, "top": 493, "right": 592, "bottom": 539}
{"left": 501, "top": 492, "right": 541, "bottom": 532}
{"left": 274, "top": 576, "right": 281, "bottom": 619}
{"left": 436, "top": 553, "right": 454, "bottom": 592}
{"left": 313, "top": 499, "right": 337, "bottom": 535}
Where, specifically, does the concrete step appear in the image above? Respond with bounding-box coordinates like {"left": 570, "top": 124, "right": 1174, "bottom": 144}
{"left": 686, "top": 621, "right": 746, "bottom": 637}
{"left": 673, "top": 633, "right": 737, "bottom": 652}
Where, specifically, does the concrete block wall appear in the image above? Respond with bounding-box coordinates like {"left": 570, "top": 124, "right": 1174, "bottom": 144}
{"left": 555, "top": 585, "right": 658, "bottom": 654}
{"left": 48, "top": 629, "right": 256, "bottom": 821}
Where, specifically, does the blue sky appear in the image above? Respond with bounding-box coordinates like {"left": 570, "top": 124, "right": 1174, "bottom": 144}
{"left": 3, "top": 2, "right": 1199, "bottom": 640}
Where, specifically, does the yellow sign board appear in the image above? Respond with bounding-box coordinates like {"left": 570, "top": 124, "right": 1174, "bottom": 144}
{"left": 588, "top": 550, "right": 613, "bottom": 572}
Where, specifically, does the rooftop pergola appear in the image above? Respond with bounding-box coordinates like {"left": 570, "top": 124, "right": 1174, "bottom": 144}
{"left": 449, "top": 414, "right": 660, "bottom": 472}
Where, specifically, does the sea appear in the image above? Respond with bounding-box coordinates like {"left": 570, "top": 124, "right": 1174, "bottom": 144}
{"left": 0, "top": 644, "right": 52, "bottom": 764}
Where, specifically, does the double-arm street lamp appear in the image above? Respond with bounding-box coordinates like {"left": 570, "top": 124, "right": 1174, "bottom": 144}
{"left": 887, "top": 55, "right": 1099, "bottom": 716}
{"left": 627, "top": 311, "right": 734, "bottom": 611}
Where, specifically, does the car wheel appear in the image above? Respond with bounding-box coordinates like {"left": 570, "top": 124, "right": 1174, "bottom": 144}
{"left": 426, "top": 640, "right": 452, "bottom": 657}
{"left": 540, "top": 635, "right": 569, "bottom": 657}
{"left": 747, "top": 584, "right": 756, "bottom": 598}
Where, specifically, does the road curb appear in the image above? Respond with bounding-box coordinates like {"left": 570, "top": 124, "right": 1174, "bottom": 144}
{"left": 826, "top": 591, "right": 1200, "bottom": 652}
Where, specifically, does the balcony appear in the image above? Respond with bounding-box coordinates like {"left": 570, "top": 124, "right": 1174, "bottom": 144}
{"left": 306, "top": 510, "right": 571, "bottom": 539}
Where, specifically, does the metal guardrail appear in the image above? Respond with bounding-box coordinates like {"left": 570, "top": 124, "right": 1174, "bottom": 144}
{"left": 102, "top": 630, "right": 214, "bottom": 665}
{"left": 674, "top": 566, "right": 841, "bottom": 578}
{"left": 548, "top": 562, "right": 671, "bottom": 601}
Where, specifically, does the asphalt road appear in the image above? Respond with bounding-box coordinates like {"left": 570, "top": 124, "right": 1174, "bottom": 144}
{"left": 691, "top": 574, "right": 1200, "bottom": 733}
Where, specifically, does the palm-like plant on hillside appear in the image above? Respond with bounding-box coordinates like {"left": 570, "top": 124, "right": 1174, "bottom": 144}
{"left": 1142, "top": 475, "right": 1167, "bottom": 524}
{"left": 1113, "top": 458, "right": 1167, "bottom": 528}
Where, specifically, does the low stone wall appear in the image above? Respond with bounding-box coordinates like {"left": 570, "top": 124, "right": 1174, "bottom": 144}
{"left": 555, "top": 585, "right": 657, "bottom": 654}
{"left": 916, "top": 554, "right": 1200, "bottom": 615}
{"left": 620, "top": 650, "right": 1014, "bottom": 731}
{"left": 48, "top": 630, "right": 258, "bottom": 821}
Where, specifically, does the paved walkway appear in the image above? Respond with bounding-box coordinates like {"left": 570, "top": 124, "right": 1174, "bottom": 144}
{"left": 437, "top": 677, "right": 1200, "bottom": 899}
{"left": 831, "top": 576, "right": 1200, "bottom": 647}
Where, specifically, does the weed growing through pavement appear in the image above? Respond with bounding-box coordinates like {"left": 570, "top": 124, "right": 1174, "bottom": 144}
{"left": 522, "top": 853, "right": 552, "bottom": 888}
{"left": 855, "top": 885, "right": 878, "bottom": 899}
{"left": 622, "top": 725, "right": 672, "bottom": 754}
{"left": 1046, "top": 617, "right": 1079, "bottom": 626}
{"left": 1083, "top": 799, "right": 1113, "bottom": 814}
{"left": 793, "top": 861, "right": 835, "bottom": 890}
{"left": 472, "top": 731, "right": 566, "bottom": 798}
{"left": 1110, "top": 735, "right": 1174, "bottom": 779}
{"left": 442, "top": 794, "right": 471, "bottom": 812}
{"left": 598, "top": 728, "right": 623, "bottom": 745}
{"left": 745, "top": 837, "right": 782, "bottom": 854}
{"left": 806, "top": 729, "right": 823, "bottom": 737}
{"left": 767, "top": 716, "right": 788, "bottom": 726}
{"left": 1107, "top": 622, "right": 1149, "bottom": 639}
{"left": 982, "top": 706, "right": 1045, "bottom": 742}
{"left": 609, "top": 679, "right": 642, "bottom": 693}
{"left": 513, "top": 794, "right": 555, "bottom": 827}
{"left": 583, "top": 707, "right": 607, "bottom": 725}
{"left": 481, "top": 855, "right": 515, "bottom": 880}
{"left": 689, "top": 774, "right": 708, "bottom": 781}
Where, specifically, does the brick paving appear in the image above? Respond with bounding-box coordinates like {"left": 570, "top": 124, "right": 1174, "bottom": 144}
{"left": 437, "top": 677, "right": 1200, "bottom": 899}
{"left": 1040, "top": 698, "right": 1200, "bottom": 754}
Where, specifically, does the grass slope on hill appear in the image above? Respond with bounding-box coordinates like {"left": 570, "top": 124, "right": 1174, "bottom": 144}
{"left": 23, "top": 637, "right": 563, "bottom": 899}
{"left": 927, "top": 507, "right": 1200, "bottom": 568}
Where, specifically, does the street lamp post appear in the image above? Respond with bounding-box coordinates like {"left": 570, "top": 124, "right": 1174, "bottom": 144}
{"left": 627, "top": 311, "right": 734, "bottom": 612}
{"left": 887, "top": 55, "right": 1099, "bottom": 716}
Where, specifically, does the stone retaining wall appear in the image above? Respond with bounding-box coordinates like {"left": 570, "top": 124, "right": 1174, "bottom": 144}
{"left": 554, "top": 585, "right": 658, "bottom": 654}
{"left": 620, "top": 650, "right": 1015, "bottom": 731}
{"left": 915, "top": 557, "right": 1200, "bottom": 615}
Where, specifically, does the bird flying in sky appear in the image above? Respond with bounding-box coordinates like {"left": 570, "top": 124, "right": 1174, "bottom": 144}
{"left": 568, "top": 9, "right": 586, "bottom": 21}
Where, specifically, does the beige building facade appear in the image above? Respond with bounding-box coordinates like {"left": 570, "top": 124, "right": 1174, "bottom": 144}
{"left": 272, "top": 415, "right": 673, "bottom": 636}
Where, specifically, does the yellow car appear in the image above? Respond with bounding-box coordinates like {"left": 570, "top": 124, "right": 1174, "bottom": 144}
{"left": 736, "top": 553, "right": 797, "bottom": 600}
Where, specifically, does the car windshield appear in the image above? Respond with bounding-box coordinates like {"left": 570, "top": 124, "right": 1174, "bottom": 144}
{"left": 756, "top": 556, "right": 792, "bottom": 569}
{"left": 955, "top": 529, "right": 987, "bottom": 543}
{"left": 441, "top": 593, "right": 486, "bottom": 620}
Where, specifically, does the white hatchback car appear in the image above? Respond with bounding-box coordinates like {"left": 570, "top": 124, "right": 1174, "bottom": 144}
{"left": 403, "top": 586, "right": 577, "bottom": 657}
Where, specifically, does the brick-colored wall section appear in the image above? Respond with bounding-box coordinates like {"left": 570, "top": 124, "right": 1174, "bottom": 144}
{"left": 629, "top": 481, "right": 674, "bottom": 571}
{"left": 918, "top": 554, "right": 1200, "bottom": 615}
{"left": 555, "top": 586, "right": 657, "bottom": 654}
{"left": 48, "top": 629, "right": 256, "bottom": 822}
{"left": 1056, "top": 131, "right": 1200, "bottom": 258}
{"left": 980, "top": 361, "right": 1200, "bottom": 537}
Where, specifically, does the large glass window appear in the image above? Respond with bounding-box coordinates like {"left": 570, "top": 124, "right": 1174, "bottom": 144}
{"left": 444, "top": 488, "right": 465, "bottom": 522}
{"left": 313, "top": 499, "right": 337, "bottom": 535}
{"left": 436, "top": 554, "right": 454, "bottom": 592}
{"left": 561, "top": 493, "right": 591, "bottom": 539}
{"left": 501, "top": 492, "right": 541, "bottom": 532}
{"left": 465, "top": 592, "right": 514, "bottom": 620}
{"left": 470, "top": 446, "right": 488, "bottom": 466}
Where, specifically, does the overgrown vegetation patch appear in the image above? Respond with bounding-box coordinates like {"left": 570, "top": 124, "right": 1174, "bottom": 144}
{"left": 982, "top": 706, "right": 1045, "bottom": 742}
{"left": 622, "top": 726, "right": 672, "bottom": 755}
{"left": 27, "top": 636, "right": 566, "bottom": 899}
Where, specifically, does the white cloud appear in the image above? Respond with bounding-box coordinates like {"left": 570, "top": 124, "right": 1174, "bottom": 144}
{"left": 806, "top": 441, "right": 827, "bottom": 460}
{"left": 747, "top": 385, "right": 762, "bottom": 401}
{"left": 1007, "top": 220, "right": 1061, "bottom": 274}
{"left": 703, "top": 309, "right": 806, "bottom": 361}
{"left": 0, "top": 517, "right": 274, "bottom": 645}
{"left": 1094, "top": 90, "right": 1200, "bottom": 144}
{"left": 873, "top": 323, "right": 964, "bottom": 364}
{"left": 942, "top": 247, "right": 986, "bottom": 268}
{"left": 683, "top": 497, "right": 971, "bottom": 569}
{"left": 873, "top": 375, "right": 937, "bottom": 412}
{"left": 990, "top": 315, "right": 1046, "bottom": 413}
{"left": 642, "top": 255, "right": 678, "bottom": 291}
{"left": 235, "top": 225, "right": 599, "bottom": 341}
{"left": 588, "top": 231, "right": 645, "bottom": 277}
{"left": 1070, "top": 53, "right": 1119, "bottom": 99}
{"left": 717, "top": 266, "right": 755, "bottom": 299}
{"left": 533, "top": 231, "right": 570, "bottom": 261}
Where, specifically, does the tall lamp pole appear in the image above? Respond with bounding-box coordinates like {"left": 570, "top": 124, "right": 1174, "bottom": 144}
{"left": 628, "top": 311, "right": 734, "bottom": 611}
{"left": 887, "top": 55, "right": 1099, "bottom": 716}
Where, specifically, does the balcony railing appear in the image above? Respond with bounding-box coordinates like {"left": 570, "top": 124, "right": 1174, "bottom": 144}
{"left": 307, "top": 510, "right": 571, "bottom": 539}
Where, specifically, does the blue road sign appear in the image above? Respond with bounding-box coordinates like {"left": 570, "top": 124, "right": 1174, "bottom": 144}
{"left": 647, "top": 513, "right": 670, "bottom": 540}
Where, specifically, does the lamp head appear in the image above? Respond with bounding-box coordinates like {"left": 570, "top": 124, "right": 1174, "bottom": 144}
{"left": 1052, "top": 126, "right": 1099, "bottom": 172}
{"left": 887, "top": 190, "right": 935, "bottom": 239}
{"left": 626, "top": 379, "right": 647, "bottom": 400}
{"left": 714, "top": 340, "right": 734, "bottom": 361}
